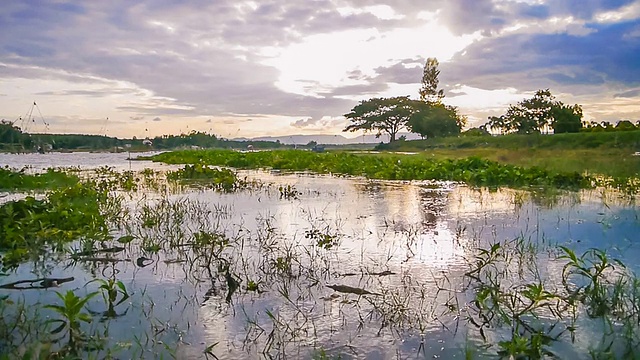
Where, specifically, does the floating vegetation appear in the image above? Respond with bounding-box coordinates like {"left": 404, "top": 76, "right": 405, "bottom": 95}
{"left": 0, "top": 166, "right": 79, "bottom": 191}
{"left": 0, "top": 182, "right": 110, "bottom": 269}
{"left": 147, "top": 149, "right": 633, "bottom": 192}
{"left": 167, "top": 163, "right": 259, "bottom": 192}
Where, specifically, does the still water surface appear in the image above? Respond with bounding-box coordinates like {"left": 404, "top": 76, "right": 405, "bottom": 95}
{"left": 1, "top": 152, "right": 638, "bottom": 359}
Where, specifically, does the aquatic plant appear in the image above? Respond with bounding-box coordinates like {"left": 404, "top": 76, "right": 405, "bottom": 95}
{"left": 0, "top": 166, "right": 79, "bottom": 191}
{"left": 0, "top": 183, "right": 109, "bottom": 269}
{"left": 44, "top": 290, "right": 100, "bottom": 353}
{"left": 89, "top": 278, "right": 131, "bottom": 319}
{"left": 455, "top": 236, "right": 640, "bottom": 359}
{"left": 167, "top": 163, "right": 250, "bottom": 192}
{"left": 149, "top": 149, "right": 608, "bottom": 191}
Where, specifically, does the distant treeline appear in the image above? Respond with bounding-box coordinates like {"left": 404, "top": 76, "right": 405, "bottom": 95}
{"left": 0, "top": 121, "right": 288, "bottom": 152}
{"left": 378, "top": 128, "right": 640, "bottom": 151}
{"left": 150, "top": 131, "right": 288, "bottom": 150}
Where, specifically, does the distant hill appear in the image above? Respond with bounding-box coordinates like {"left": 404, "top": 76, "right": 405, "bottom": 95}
{"left": 233, "top": 132, "right": 421, "bottom": 145}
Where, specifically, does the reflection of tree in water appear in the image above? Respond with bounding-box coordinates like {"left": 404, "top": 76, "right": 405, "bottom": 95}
{"left": 418, "top": 186, "right": 449, "bottom": 230}
{"left": 529, "top": 188, "right": 582, "bottom": 209}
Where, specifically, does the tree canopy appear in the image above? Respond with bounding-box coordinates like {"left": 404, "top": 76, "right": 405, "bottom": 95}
{"left": 419, "top": 58, "right": 444, "bottom": 104}
{"left": 343, "top": 57, "right": 466, "bottom": 142}
{"left": 487, "top": 89, "right": 584, "bottom": 134}
{"left": 343, "top": 96, "right": 414, "bottom": 142}
{"left": 408, "top": 102, "right": 463, "bottom": 139}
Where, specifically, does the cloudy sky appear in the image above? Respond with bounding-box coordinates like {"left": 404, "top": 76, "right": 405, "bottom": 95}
{"left": 1, "top": 0, "right": 639, "bottom": 139}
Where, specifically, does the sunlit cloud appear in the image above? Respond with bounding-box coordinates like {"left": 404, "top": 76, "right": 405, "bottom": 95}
{"left": 0, "top": 0, "right": 638, "bottom": 138}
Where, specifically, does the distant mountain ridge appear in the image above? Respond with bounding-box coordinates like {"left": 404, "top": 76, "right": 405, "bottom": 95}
{"left": 232, "top": 132, "right": 421, "bottom": 145}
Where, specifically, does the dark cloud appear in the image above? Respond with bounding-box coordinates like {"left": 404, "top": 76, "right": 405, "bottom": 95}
{"left": 614, "top": 89, "right": 640, "bottom": 98}
{"left": 442, "top": 18, "right": 640, "bottom": 92}
{"left": 546, "top": 71, "right": 606, "bottom": 85}
{"left": 546, "top": 0, "right": 636, "bottom": 20}
{"left": 373, "top": 58, "right": 423, "bottom": 84}
{"left": 153, "top": 117, "right": 161, "bottom": 122}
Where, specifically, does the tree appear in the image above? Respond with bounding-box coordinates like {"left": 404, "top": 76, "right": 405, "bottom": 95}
{"left": 408, "top": 102, "right": 462, "bottom": 139}
{"left": 463, "top": 126, "right": 491, "bottom": 137}
{"left": 551, "top": 104, "right": 583, "bottom": 133}
{"left": 486, "top": 89, "right": 583, "bottom": 134}
{"left": 615, "top": 120, "right": 637, "bottom": 131}
{"left": 0, "top": 120, "right": 31, "bottom": 149}
{"left": 505, "top": 89, "right": 554, "bottom": 134}
{"left": 343, "top": 96, "right": 414, "bottom": 142}
{"left": 419, "top": 58, "right": 444, "bottom": 104}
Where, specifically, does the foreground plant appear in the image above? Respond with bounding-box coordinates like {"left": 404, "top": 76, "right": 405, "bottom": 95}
{"left": 44, "top": 290, "right": 100, "bottom": 353}
{"left": 459, "top": 238, "right": 640, "bottom": 358}
{"left": 89, "top": 278, "right": 130, "bottom": 319}
{"left": 0, "top": 182, "right": 110, "bottom": 269}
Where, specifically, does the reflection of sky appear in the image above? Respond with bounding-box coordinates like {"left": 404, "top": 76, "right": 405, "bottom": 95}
{"left": 449, "top": 186, "right": 640, "bottom": 272}
{"left": 2, "top": 153, "right": 639, "bottom": 359}
{"left": 0, "top": 151, "right": 174, "bottom": 172}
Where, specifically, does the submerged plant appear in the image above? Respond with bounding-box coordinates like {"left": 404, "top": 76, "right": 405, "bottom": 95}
{"left": 305, "top": 228, "right": 339, "bottom": 250}
{"left": 559, "top": 246, "right": 627, "bottom": 317}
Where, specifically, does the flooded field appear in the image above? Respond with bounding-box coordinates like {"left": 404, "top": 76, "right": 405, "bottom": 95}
{"left": 1, "top": 152, "right": 639, "bottom": 359}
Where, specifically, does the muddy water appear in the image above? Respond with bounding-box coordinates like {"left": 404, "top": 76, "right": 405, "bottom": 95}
{"left": 1, "top": 153, "right": 638, "bottom": 359}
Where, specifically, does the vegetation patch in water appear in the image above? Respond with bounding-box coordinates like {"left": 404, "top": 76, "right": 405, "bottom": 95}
{"left": 0, "top": 166, "right": 80, "bottom": 191}
{"left": 150, "top": 149, "right": 603, "bottom": 191}
{"left": 167, "top": 163, "right": 256, "bottom": 192}
{"left": 0, "top": 183, "right": 109, "bottom": 269}
{"left": 456, "top": 239, "right": 640, "bottom": 358}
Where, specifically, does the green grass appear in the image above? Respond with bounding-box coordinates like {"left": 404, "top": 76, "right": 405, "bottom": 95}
{"left": 389, "top": 130, "right": 640, "bottom": 151}
{"left": 418, "top": 148, "right": 640, "bottom": 178}
{"left": 148, "top": 149, "right": 619, "bottom": 191}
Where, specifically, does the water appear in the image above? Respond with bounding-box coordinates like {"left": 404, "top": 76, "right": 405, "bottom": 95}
{"left": 0, "top": 152, "right": 638, "bottom": 359}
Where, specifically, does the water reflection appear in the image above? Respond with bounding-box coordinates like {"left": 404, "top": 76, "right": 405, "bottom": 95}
{"left": 1, "top": 153, "right": 639, "bottom": 359}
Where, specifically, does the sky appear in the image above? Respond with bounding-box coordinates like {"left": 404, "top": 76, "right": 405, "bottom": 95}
{"left": 1, "top": 0, "right": 639, "bottom": 139}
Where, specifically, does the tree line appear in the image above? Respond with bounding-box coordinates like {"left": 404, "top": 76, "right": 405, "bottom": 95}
{"left": 0, "top": 121, "right": 288, "bottom": 152}
{"left": 342, "top": 59, "right": 637, "bottom": 141}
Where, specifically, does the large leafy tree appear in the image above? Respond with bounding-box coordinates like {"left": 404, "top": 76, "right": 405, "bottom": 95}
{"left": 487, "top": 89, "right": 583, "bottom": 134}
{"left": 0, "top": 120, "right": 31, "bottom": 148}
{"left": 343, "top": 96, "right": 414, "bottom": 142}
{"left": 551, "top": 104, "right": 583, "bottom": 133}
{"left": 408, "top": 102, "right": 463, "bottom": 139}
{"left": 412, "top": 57, "right": 465, "bottom": 138}
{"left": 419, "top": 58, "right": 445, "bottom": 104}
{"left": 344, "top": 57, "right": 466, "bottom": 142}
